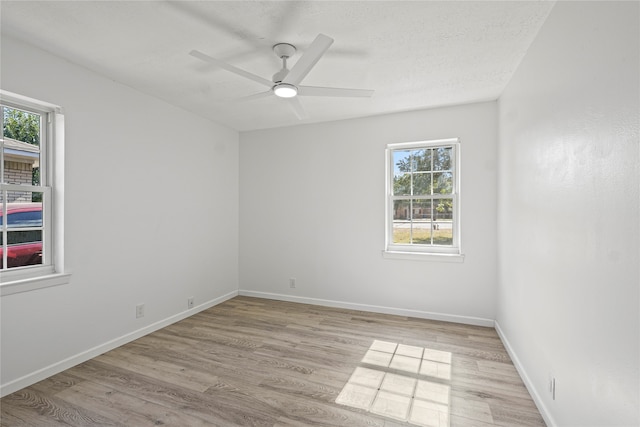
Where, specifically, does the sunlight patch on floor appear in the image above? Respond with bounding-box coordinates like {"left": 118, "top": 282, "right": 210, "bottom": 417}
{"left": 336, "top": 340, "right": 452, "bottom": 427}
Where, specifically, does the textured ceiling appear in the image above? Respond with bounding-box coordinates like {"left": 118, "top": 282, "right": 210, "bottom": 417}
{"left": 0, "top": 1, "right": 555, "bottom": 131}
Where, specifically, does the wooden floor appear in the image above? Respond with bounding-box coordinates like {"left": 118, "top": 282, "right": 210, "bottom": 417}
{"left": 1, "top": 296, "right": 545, "bottom": 426}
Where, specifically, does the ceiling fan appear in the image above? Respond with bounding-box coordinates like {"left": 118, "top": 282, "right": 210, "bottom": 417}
{"left": 189, "top": 34, "right": 374, "bottom": 119}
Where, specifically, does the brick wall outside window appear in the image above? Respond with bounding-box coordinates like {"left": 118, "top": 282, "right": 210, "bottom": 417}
{"left": 4, "top": 160, "right": 34, "bottom": 202}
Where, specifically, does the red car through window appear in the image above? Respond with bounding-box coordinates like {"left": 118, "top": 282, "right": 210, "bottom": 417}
{"left": 0, "top": 203, "right": 43, "bottom": 269}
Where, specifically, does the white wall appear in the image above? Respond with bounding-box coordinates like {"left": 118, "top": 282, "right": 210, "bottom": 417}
{"left": 497, "top": 2, "right": 639, "bottom": 426}
{"left": 0, "top": 35, "right": 239, "bottom": 394}
{"left": 240, "top": 102, "right": 498, "bottom": 324}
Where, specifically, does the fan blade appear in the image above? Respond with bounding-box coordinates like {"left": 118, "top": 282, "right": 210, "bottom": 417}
{"left": 298, "top": 86, "right": 374, "bottom": 98}
{"left": 286, "top": 97, "right": 308, "bottom": 120}
{"left": 189, "top": 50, "right": 273, "bottom": 87}
{"left": 282, "top": 34, "right": 333, "bottom": 86}
{"left": 235, "top": 90, "right": 273, "bottom": 102}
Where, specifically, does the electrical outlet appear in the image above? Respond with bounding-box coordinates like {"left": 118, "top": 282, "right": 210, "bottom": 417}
{"left": 188, "top": 297, "right": 194, "bottom": 309}
{"left": 136, "top": 303, "right": 145, "bottom": 318}
{"left": 289, "top": 278, "right": 296, "bottom": 288}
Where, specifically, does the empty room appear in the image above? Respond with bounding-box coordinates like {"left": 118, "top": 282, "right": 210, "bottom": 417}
{"left": 0, "top": 1, "right": 638, "bottom": 426}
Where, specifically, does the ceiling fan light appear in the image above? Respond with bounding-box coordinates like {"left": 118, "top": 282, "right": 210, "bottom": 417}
{"left": 273, "top": 83, "right": 298, "bottom": 98}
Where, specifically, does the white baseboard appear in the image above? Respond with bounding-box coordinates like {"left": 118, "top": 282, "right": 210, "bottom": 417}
{"left": 0, "top": 290, "right": 238, "bottom": 397}
{"left": 238, "top": 290, "right": 494, "bottom": 327}
{"left": 494, "top": 320, "right": 556, "bottom": 427}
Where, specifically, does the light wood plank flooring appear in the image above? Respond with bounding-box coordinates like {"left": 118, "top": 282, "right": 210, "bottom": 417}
{"left": 1, "top": 296, "right": 545, "bottom": 426}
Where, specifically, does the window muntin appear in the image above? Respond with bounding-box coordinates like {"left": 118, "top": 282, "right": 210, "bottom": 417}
{"left": 386, "top": 139, "right": 460, "bottom": 255}
{"left": 1, "top": 101, "right": 51, "bottom": 273}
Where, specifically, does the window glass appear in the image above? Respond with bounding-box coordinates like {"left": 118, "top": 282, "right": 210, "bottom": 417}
{"left": 2, "top": 101, "right": 49, "bottom": 273}
{"left": 3, "top": 107, "right": 41, "bottom": 186}
{"left": 6, "top": 200, "right": 43, "bottom": 227}
{"left": 393, "top": 150, "right": 412, "bottom": 195}
{"left": 387, "top": 140, "right": 459, "bottom": 254}
{"left": 433, "top": 172, "right": 453, "bottom": 194}
{"left": 6, "top": 210, "right": 42, "bottom": 227}
{"left": 414, "top": 149, "right": 431, "bottom": 172}
{"left": 434, "top": 198, "right": 454, "bottom": 245}
{"left": 413, "top": 173, "right": 431, "bottom": 195}
{"left": 433, "top": 147, "right": 452, "bottom": 171}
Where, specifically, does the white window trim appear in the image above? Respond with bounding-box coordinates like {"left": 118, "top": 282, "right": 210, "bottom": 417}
{"left": 383, "top": 138, "right": 464, "bottom": 262}
{"left": 0, "top": 90, "right": 69, "bottom": 294}
{"left": 382, "top": 250, "right": 465, "bottom": 263}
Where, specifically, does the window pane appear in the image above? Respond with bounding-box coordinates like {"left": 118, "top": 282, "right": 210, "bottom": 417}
{"left": 411, "top": 199, "right": 431, "bottom": 220}
{"left": 433, "top": 172, "right": 453, "bottom": 194}
{"left": 6, "top": 230, "right": 42, "bottom": 268}
{"left": 433, "top": 147, "right": 452, "bottom": 171}
{"left": 7, "top": 230, "right": 42, "bottom": 244}
{"left": 414, "top": 149, "right": 432, "bottom": 172}
{"left": 5, "top": 192, "right": 43, "bottom": 226}
{"left": 6, "top": 191, "right": 42, "bottom": 228}
{"left": 6, "top": 202, "right": 43, "bottom": 227}
{"left": 434, "top": 198, "right": 453, "bottom": 245}
{"left": 2, "top": 107, "right": 41, "bottom": 186}
{"left": 3, "top": 192, "right": 43, "bottom": 269}
{"left": 393, "top": 150, "right": 412, "bottom": 173}
{"left": 411, "top": 199, "right": 432, "bottom": 244}
{"left": 393, "top": 200, "right": 410, "bottom": 221}
{"left": 393, "top": 173, "right": 411, "bottom": 195}
{"left": 392, "top": 200, "right": 410, "bottom": 243}
{"left": 392, "top": 149, "right": 412, "bottom": 195}
{"left": 413, "top": 173, "right": 432, "bottom": 195}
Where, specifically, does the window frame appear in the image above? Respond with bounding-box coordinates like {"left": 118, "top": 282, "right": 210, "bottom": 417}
{"left": 1, "top": 90, "right": 68, "bottom": 294}
{"left": 384, "top": 138, "right": 463, "bottom": 261}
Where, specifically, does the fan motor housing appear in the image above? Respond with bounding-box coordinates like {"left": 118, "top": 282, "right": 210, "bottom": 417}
{"left": 272, "top": 68, "right": 289, "bottom": 83}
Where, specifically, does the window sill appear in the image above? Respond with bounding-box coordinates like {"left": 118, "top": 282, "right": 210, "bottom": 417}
{"left": 382, "top": 250, "right": 465, "bottom": 263}
{"left": 0, "top": 272, "right": 71, "bottom": 296}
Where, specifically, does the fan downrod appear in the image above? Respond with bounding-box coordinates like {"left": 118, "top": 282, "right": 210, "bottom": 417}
{"left": 272, "top": 43, "right": 297, "bottom": 86}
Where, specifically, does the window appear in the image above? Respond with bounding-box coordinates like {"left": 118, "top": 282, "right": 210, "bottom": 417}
{"left": 385, "top": 139, "right": 461, "bottom": 259}
{"left": 1, "top": 90, "right": 67, "bottom": 292}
